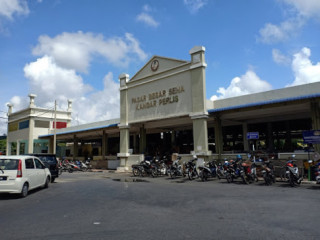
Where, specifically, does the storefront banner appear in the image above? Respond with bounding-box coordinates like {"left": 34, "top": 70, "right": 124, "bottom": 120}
{"left": 303, "top": 130, "right": 320, "bottom": 144}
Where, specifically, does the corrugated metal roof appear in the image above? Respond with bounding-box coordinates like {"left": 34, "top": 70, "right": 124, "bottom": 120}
{"left": 39, "top": 123, "right": 119, "bottom": 138}
{"left": 208, "top": 93, "right": 320, "bottom": 113}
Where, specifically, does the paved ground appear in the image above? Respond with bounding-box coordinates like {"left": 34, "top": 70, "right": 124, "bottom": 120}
{"left": 0, "top": 170, "right": 319, "bottom": 240}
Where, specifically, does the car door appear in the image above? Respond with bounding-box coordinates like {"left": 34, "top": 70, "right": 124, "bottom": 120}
{"left": 34, "top": 158, "right": 46, "bottom": 187}
{"left": 24, "top": 158, "right": 37, "bottom": 189}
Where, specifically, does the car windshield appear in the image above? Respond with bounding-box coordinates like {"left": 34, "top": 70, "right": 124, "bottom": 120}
{"left": 0, "top": 159, "right": 19, "bottom": 170}
{"left": 36, "top": 156, "right": 56, "bottom": 163}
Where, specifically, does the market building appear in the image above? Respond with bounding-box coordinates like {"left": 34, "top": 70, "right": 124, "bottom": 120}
{"left": 6, "top": 46, "right": 320, "bottom": 171}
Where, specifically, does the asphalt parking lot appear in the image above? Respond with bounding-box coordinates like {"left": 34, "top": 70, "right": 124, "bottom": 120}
{"left": 0, "top": 171, "right": 319, "bottom": 240}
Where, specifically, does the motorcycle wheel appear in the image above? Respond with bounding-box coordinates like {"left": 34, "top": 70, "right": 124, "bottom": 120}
{"left": 201, "top": 171, "right": 207, "bottom": 182}
{"left": 68, "top": 168, "right": 73, "bottom": 173}
{"left": 241, "top": 175, "right": 249, "bottom": 184}
{"left": 226, "top": 173, "right": 232, "bottom": 183}
{"left": 170, "top": 170, "right": 176, "bottom": 179}
{"left": 188, "top": 170, "right": 193, "bottom": 180}
{"left": 151, "top": 168, "right": 157, "bottom": 178}
{"left": 288, "top": 173, "right": 295, "bottom": 187}
{"left": 132, "top": 168, "right": 139, "bottom": 177}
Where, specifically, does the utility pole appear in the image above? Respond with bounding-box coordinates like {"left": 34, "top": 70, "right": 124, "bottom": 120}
{"left": 53, "top": 100, "right": 57, "bottom": 154}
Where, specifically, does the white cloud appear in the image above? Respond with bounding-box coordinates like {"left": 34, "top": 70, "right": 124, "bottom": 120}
{"left": 136, "top": 12, "right": 159, "bottom": 28}
{"left": 24, "top": 55, "right": 92, "bottom": 107}
{"left": 258, "top": 18, "right": 304, "bottom": 44}
{"left": 72, "top": 72, "right": 120, "bottom": 124}
{"left": 287, "top": 47, "right": 320, "bottom": 86}
{"left": 0, "top": 31, "right": 146, "bottom": 134}
{"left": 282, "top": 0, "right": 320, "bottom": 19}
{"left": 259, "top": 0, "right": 320, "bottom": 44}
{"left": 272, "top": 49, "right": 291, "bottom": 65}
{"left": 210, "top": 70, "right": 272, "bottom": 100}
{"left": 22, "top": 55, "right": 120, "bottom": 125}
{"left": 143, "top": 4, "right": 152, "bottom": 12}
{"left": 184, "top": 0, "right": 207, "bottom": 14}
{"left": 32, "top": 32, "right": 148, "bottom": 72}
{"left": 136, "top": 5, "right": 159, "bottom": 28}
{"left": 0, "top": 0, "right": 29, "bottom": 20}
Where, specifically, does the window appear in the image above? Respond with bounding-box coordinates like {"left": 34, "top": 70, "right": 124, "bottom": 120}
{"left": 25, "top": 159, "right": 35, "bottom": 169}
{"left": 34, "top": 159, "right": 44, "bottom": 169}
{"left": 0, "top": 160, "right": 18, "bottom": 170}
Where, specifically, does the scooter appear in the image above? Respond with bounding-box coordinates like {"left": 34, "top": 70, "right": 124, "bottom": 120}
{"left": 185, "top": 156, "right": 198, "bottom": 180}
{"left": 315, "top": 162, "right": 320, "bottom": 184}
{"left": 225, "top": 159, "right": 248, "bottom": 184}
{"left": 285, "top": 155, "right": 302, "bottom": 187}
{"left": 198, "top": 160, "right": 218, "bottom": 182}
{"left": 261, "top": 159, "right": 276, "bottom": 185}
{"left": 169, "top": 156, "right": 184, "bottom": 179}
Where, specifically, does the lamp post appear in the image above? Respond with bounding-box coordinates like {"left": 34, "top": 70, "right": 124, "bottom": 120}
{"left": 53, "top": 100, "right": 57, "bottom": 154}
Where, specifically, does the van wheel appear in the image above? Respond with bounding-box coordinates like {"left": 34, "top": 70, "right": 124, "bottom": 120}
{"left": 20, "top": 183, "right": 28, "bottom": 198}
{"left": 44, "top": 177, "right": 50, "bottom": 188}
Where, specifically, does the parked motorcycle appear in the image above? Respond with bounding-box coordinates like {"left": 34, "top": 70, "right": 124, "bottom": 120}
{"left": 285, "top": 155, "right": 302, "bottom": 187}
{"left": 169, "top": 156, "right": 184, "bottom": 179}
{"left": 315, "top": 162, "right": 320, "bottom": 184}
{"left": 198, "top": 160, "right": 218, "bottom": 182}
{"left": 152, "top": 156, "right": 168, "bottom": 176}
{"left": 185, "top": 156, "right": 198, "bottom": 180}
{"left": 132, "top": 159, "right": 157, "bottom": 177}
{"left": 241, "top": 160, "right": 259, "bottom": 183}
{"left": 261, "top": 159, "right": 275, "bottom": 185}
{"left": 225, "top": 157, "right": 248, "bottom": 184}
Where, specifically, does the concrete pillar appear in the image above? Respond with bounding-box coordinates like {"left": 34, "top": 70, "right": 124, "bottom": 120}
{"left": 48, "top": 136, "right": 53, "bottom": 154}
{"left": 101, "top": 130, "right": 106, "bottom": 160}
{"left": 171, "top": 130, "right": 176, "bottom": 147}
{"left": 311, "top": 100, "right": 320, "bottom": 152}
{"left": 214, "top": 116, "right": 223, "bottom": 157}
{"left": 139, "top": 126, "right": 146, "bottom": 154}
{"left": 73, "top": 135, "right": 78, "bottom": 160}
{"left": 284, "top": 121, "right": 291, "bottom": 151}
{"left": 191, "top": 116, "right": 209, "bottom": 153}
{"left": 242, "top": 123, "right": 249, "bottom": 152}
{"left": 117, "top": 73, "right": 130, "bottom": 169}
{"left": 67, "top": 99, "right": 73, "bottom": 112}
{"left": 133, "top": 133, "right": 137, "bottom": 154}
{"left": 189, "top": 46, "right": 211, "bottom": 157}
{"left": 102, "top": 130, "right": 107, "bottom": 160}
{"left": 27, "top": 118, "right": 34, "bottom": 154}
{"left": 16, "top": 140, "right": 20, "bottom": 155}
{"left": 7, "top": 142, "right": 11, "bottom": 156}
{"left": 267, "top": 122, "right": 274, "bottom": 152}
{"left": 28, "top": 94, "right": 37, "bottom": 108}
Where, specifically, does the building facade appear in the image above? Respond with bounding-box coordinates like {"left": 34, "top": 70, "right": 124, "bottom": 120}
{"left": 9, "top": 46, "right": 319, "bottom": 170}
{"left": 6, "top": 94, "right": 72, "bottom": 155}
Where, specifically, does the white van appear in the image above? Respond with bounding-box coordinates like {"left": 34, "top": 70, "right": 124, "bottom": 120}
{"left": 0, "top": 155, "right": 51, "bottom": 198}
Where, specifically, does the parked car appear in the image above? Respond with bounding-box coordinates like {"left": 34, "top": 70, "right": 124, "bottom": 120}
{"left": 28, "top": 154, "right": 59, "bottom": 182}
{"left": 0, "top": 155, "right": 51, "bottom": 198}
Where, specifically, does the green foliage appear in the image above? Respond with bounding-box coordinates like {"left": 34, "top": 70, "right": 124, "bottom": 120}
{"left": 0, "top": 139, "right": 6, "bottom": 154}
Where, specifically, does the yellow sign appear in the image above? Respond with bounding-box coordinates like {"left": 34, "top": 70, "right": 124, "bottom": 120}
{"left": 8, "top": 122, "right": 18, "bottom": 132}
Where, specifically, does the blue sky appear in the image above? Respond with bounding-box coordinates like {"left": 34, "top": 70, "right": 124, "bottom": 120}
{"left": 0, "top": 0, "right": 320, "bottom": 134}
